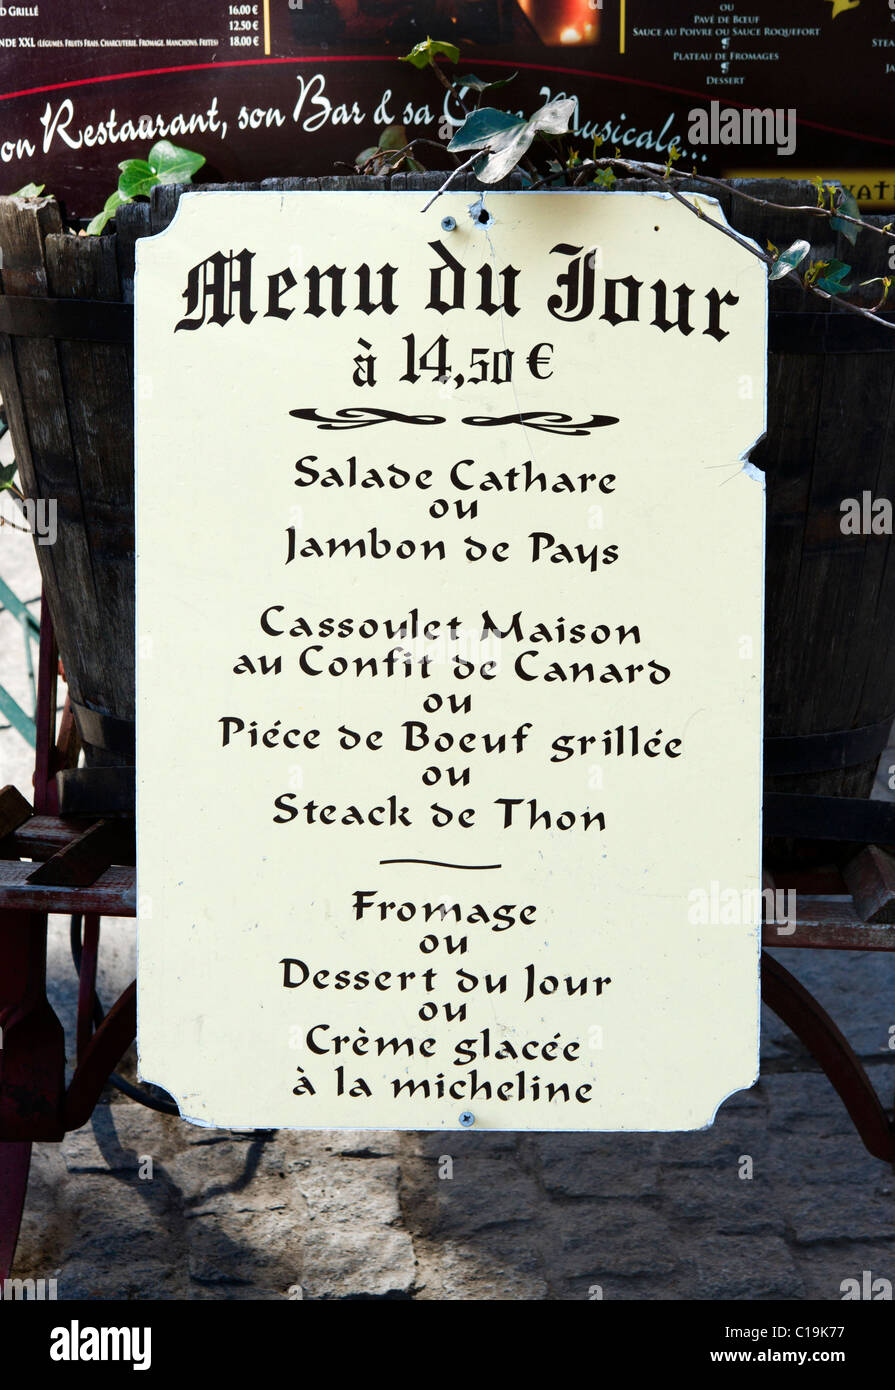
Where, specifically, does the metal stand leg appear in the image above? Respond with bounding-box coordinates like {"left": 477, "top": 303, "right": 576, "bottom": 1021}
{"left": 0, "top": 1141, "right": 31, "bottom": 1281}
{"left": 0, "top": 598, "right": 65, "bottom": 1271}
{"left": 761, "top": 951, "right": 895, "bottom": 1163}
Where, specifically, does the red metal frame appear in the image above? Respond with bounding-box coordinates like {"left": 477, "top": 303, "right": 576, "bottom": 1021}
{"left": 0, "top": 600, "right": 136, "bottom": 1277}
{"left": 761, "top": 953, "right": 894, "bottom": 1163}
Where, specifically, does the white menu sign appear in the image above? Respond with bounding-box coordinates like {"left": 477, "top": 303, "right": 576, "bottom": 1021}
{"left": 136, "top": 189, "right": 765, "bottom": 1131}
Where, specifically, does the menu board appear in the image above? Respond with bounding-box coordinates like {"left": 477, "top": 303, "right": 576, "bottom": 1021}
{"left": 0, "top": 2, "right": 892, "bottom": 212}
{"left": 135, "top": 188, "right": 765, "bottom": 1131}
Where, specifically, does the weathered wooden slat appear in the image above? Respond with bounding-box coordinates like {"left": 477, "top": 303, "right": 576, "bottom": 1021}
{"left": 26, "top": 818, "right": 135, "bottom": 886}
{"left": 0, "top": 196, "right": 65, "bottom": 527}
{"left": 56, "top": 766, "right": 134, "bottom": 816}
{"left": 743, "top": 179, "right": 895, "bottom": 845}
{"left": 0, "top": 860, "right": 135, "bottom": 914}
{"left": 5, "top": 814, "right": 94, "bottom": 859}
{"left": 114, "top": 200, "right": 152, "bottom": 304}
{"left": 843, "top": 845, "right": 895, "bottom": 924}
{"left": 149, "top": 182, "right": 189, "bottom": 234}
{"left": 0, "top": 199, "right": 106, "bottom": 752}
{"left": 756, "top": 341, "right": 895, "bottom": 800}
{"left": 0, "top": 194, "right": 63, "bottom": 294}
{"left": 764, "top": 895, "right": 895, "bottom": 950}
{"left": 0, "top": 785, "right": 33, "bottom": 839}
{"left": 44, "top": 232, "right": 134, "bottom": 760}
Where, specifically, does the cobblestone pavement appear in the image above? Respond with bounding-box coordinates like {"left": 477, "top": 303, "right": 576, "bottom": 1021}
{"left": 3, "top": 527, "right": 894, "bottom": 1301}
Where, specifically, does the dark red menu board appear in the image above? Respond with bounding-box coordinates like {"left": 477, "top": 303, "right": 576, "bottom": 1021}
{"left": 0, "top": 1, "right": 893, "bottom": 214}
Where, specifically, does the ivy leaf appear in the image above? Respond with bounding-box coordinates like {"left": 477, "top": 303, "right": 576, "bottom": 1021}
{"left": 0, "top": 461, "right": 17, "bottom": 490}
{"left": 358, "top": 126, "right": 421, "bottom": 172}
{"left": 816, "top": 259, "right": 852, "bottom": 295}
{"left": 593, "top": 168, "right": 616, "bottom": 189}
{"left": 117, "top": 158, "right": 157, "bottom": 200}
{"left": 664, "top": 143, "right": 681, "bottom": 176}
{"left": 830, "top": 188, "right": 860, "bottom": 245}
{"left": 85, "top": 189, "right": 130, "bottom": 236}
{"left": 378, "top": 124, "right": 409, "bottom": 151}
{"left": 448, "top": 107, "right": 526, "bottom": 151}
{"left": 769, "top": 239, "right": 811, "bottom": 281}
{"left": 855, "top": 276, "right": 892, "bottom": 308}
{"left": 88, "top": 140, "right": 203, "bottom": 236}
{"left": 147, "top": 140, "right": 205, "bottom": 185}
{"left": 448, "top": 97, "right": 576, "bottom": 184}
{"left": 455, "top": 72, "right": 517, "bottom": 93}
{"left": 803, "top": 259, "right": 829, "bottom": 287}
{"left": 400, "top": 37, "right": 459, "bottom": 68}
{"left": 527, "top": 97, "right": 577, "bottom": 138}
{"left": 14, "top": 182, "right": 45, "bottom": 198}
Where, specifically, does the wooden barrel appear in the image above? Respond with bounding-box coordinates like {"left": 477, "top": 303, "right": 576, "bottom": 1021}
{"left": 725, "top": 181, "right": 895, "bottom": 863}
{"left": 0, "top": 175, "right": 495, "bottom": 814}
{"left": 0, "top": 194, "right": 142, "bottom": 800}
{"left": 0, "top": 175, "right": 892, "bottom": 848}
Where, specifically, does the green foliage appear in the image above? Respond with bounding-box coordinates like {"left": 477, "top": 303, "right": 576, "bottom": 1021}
{"left": 805, "top": 257, "right": 854, "bottom": 295}
{"left": 811, "top": 175, "right": 838, "bottom": 211}
{"left": 86, "top": 140, "right": 205, "bottom": 235}
{"left": 377, "top": 125, "right": 408, "bottom": 151}
{"left": 85, "top": 197, "right": 123, "bottom": 236}
{"left": 399, "top": 37, "right": 892, "bottom": 327}
{"left": 455, "top": 72, "right": 517, "bottom": 94}
{"left": 400, "top": 38, "right": 459, "bottom": 68}
{"left": 663, "top": 144, "right": 681, "bottom": 177}
{"left": 448, "top": 97, "right": 575, "bottom": 183}
{"left": 0, "top": 460, "right": 19, "bottom": 494}
{"left": 356, "top": 124, "right": 424, "bottom": 174}
{"left": 14, "top": 182, "right": 45, "bottom": 198}
{"left": 815, "top": 259, "right": 852, "bottom": 294}
{"left": 803, "top": 259, "right": 828, "bottom": 286}
{"left": 830, "top": 188, "right": 861, "bottom": 245}
{"left": 858, "top": 275, "right": 892, "bottom": 307}
{"left": 449, "top": 107, "right": 524, "bottom": 147}
{"left": 117, "top": 160, "right": 159, "bottom": 200}
{"left": 768, "top": 239, "right": 811, "bottom": 281}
